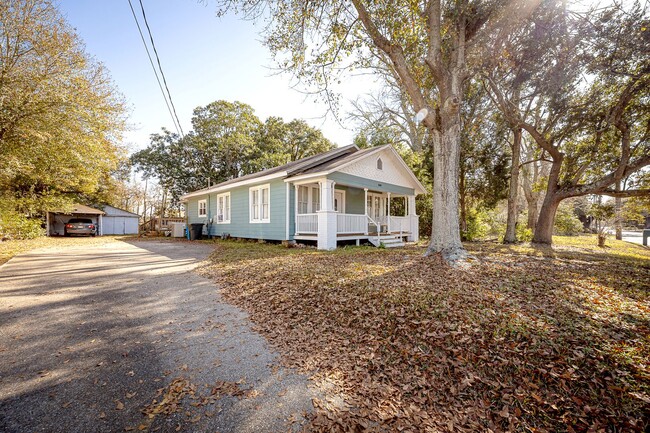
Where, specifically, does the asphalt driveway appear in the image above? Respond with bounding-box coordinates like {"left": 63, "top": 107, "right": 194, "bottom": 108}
{"left": 0, "top": 240, "right": 316, "bottom": 432}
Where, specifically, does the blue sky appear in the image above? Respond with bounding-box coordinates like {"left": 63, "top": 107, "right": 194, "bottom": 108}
{"left": 59, "top": 0, "right": 377, "bottom": 153}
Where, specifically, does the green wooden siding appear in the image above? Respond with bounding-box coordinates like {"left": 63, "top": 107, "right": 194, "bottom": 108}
{"left": 186, "top": 178, "right": 289, "bottom": 241}
{"left": 335, "top": 185, "right": 365, "bottom": 215}
{"left": 184, "top": 171, "right": 416, "bottom": 242}
{"left": 186, "top": 196, "right": 208, "bottom": 222}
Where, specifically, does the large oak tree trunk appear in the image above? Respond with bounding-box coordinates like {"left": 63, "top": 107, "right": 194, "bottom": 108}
{"left": 533, "top": 160, "right": 563, "bottom": 244}
{"left": 504, "top": 128, "right": 522, "bottom": 243}
{"left": 459, "top": 160, "right": 468, "bottom": 239}
{"left": 527, "top": 196, "right": 539, "bottom": 232}
{"left": 533, "top": 193, "right": 560, "bottom": 244}
{"left": 615, "top": 180, "right": 622, "bottom": 240}
{"left": 426, "top": 102, "right": 465, "bottom": 261}
{"left": 522, "top": 167, "right": 540, "bottom": 233}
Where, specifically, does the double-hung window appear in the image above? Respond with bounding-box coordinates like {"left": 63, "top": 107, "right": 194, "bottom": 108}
{"left": 250, "top": 184, "right": 270, "bottom": 223}
{"left": 297, "top": 185, "right": 321, "bottom": 214}
{"left": 298, "top": 186, "right": 309, "bottom": 214}
{"left": 216, "top": 193, "right": 230, "bottom": 223}
{"left": 198, "top": 199, "right": 207, "bottom": 218}
{"left": 311, "top": 187, "right": 320, "bottom": 212}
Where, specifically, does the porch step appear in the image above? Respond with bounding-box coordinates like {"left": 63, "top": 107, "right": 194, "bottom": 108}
{"left": 368, "top": 235, "right": 405, "bottom": 248}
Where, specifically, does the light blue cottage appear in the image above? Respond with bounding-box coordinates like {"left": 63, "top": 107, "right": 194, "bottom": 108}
{"left": 180, "top": 144, "right": 426, "bottom": 250}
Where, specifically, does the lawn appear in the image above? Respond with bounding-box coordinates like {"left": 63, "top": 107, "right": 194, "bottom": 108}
{"left": 201, "top": 235, "right": 649, "bottom": 432}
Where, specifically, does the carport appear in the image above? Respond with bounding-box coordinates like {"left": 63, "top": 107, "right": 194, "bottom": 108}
{"left": 46, "top": 204, "right": 104, "bottom": 237}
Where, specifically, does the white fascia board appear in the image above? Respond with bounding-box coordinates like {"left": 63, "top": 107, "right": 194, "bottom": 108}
{"left": 180, "top": 171, "right": 287, "bottom": 201}
{"left": 327, "top": 145, "right": 388, "bottom": 173}
{"left": 386, "top": 147, "right": 428, "bottom": 195}
{"left": 283, "top": 172, "right": 329, "bottom": 184}
{"left": 285, "top": 145, "right": 427, "bottom": 195}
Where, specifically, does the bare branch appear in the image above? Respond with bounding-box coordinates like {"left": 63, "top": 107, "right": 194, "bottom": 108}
{"left": 599, "top": 189, "right": 650, "bottom": 198}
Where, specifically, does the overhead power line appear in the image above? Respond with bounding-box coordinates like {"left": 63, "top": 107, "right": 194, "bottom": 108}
{"left": 136, "top": 0, "right": 185, "bottom": 137}
{"left": 126, "top": 0, "right": 184, "bottom": 137}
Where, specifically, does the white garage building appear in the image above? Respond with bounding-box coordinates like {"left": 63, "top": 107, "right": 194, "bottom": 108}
{"left": 100, "top": 205, "right": 140, "bottom": 235}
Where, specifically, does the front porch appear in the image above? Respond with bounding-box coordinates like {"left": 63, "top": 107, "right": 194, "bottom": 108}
{"left": 291, "top": 179, "right": 419, "bottom": 250}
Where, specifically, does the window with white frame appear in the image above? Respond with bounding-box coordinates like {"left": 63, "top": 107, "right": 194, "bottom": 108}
{"left": 198, "top": 199, "right": 207, "bottom": 218}
{"left": 297, "top": 186, "right": 309, "bottom": 214}
{"left": 216, "top": 192, "right": 230, "bottom": 223}
{"left": 250, "top": 184, "right": 270, "bottom": 223}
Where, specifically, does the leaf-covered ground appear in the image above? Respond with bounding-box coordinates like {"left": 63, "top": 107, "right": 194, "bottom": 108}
{"left": 201, "top": 236, "right": 649, "bottom": 432}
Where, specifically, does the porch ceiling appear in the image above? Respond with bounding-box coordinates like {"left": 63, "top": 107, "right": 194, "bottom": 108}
{"left": 287, "top": 174, "right": 416, "bottom": 196}
{"left": 328, "top": 172, "right": 416, "bottom": 196}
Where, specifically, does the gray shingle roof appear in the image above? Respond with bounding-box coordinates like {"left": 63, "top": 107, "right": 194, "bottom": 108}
{"left": 289, "top": 145, "right": 385, "bottom": 176}
{"left": 180, "top": 143, "right": 426, "bottom": 199}
{"left": 182, "top": 145, "right": 359, "bottom": 198}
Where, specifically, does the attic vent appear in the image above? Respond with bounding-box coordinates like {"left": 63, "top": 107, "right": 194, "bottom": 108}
{"left": 376, "top": 157, "right": 383, "bottom": 170}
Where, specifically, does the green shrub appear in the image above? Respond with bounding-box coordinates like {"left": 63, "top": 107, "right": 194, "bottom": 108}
{"left": 463, "top": 208, "right": 490, "bottom": 241}
{"left": 516, "top": 224, "right": 533, "bottom": 242}
{"left": 0, "top": 211, "right": 44, "bottom": 240}
{"left": 416, "top": 193, "right": 432, "bottom": 239}
{"left": 554, "top": 203, "right": 583, "bottom": 236}
{"left": 483, "top": 208, "right": 506, "bottom": 239}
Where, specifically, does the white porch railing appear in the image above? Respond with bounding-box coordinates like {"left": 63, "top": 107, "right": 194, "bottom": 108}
{"left": 296, "top": 213, "right": 415, "bottom": 236}
{"left": 389, "top": 216, "right": 411, "bottom": 233}
{"left": 296, "top": 213, "right": 318, "bottom": 233}
{"left": 337, "top": 213, "right": 367, "bottom": 234}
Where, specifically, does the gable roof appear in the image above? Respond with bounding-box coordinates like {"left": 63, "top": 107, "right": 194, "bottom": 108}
{"left": 291, "top": 146, "right": 381, "bottom": 174}
{"left": 286, "top": 144, "right": 427, "bottom": 194}
{"left": 181, "top": 145, "right": 358, "bottom": 200}
{"left": 101, "top": 204, "right": 140, "bottom": 217}
{"left": 180, "top": 144, "right": 426, "bottom": 200}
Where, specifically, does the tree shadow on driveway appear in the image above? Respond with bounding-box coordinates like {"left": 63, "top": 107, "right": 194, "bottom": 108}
{"left": 0, "top": 240, "right": 319, "bottom": 433}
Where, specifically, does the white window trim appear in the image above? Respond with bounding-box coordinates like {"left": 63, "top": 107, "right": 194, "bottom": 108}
{"left": 296, "top": 185, "right": 322, "bottom": 214}
{"left": 198, "top": 199, "right": 207, "bottom": 218}
{"left": 297, "top": 185, "right": 309, "bottom": 215}
{"left": 216, "top": 192, "right": 231, "bottom": 224}
{"left": 311, "top": 186, "right": 320, "bottom": 213}
{"left": 334, "top": 189, "right": 346, "bottom": 213}
{"left": 249, "top": 184, "right": 271, "bottom": 223}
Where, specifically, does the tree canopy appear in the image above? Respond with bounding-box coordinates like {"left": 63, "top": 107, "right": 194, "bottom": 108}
{"left": 0, "top": 0, "right": 127, "bottom": 219}
{"left": 131, "top": 100, "right": 335, "bottom": 205}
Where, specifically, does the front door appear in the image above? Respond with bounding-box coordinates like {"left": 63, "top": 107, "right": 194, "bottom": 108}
{"left": 366, "top": 193, "right": 384, "bottom": 221}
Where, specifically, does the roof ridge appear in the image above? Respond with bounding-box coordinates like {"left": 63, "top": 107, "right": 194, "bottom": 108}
{"left": 286, "top": 144, "right": 358, "bottom": 175}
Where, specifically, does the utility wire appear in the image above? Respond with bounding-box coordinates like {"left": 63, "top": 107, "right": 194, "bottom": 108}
{"left": 127, "top": 0, "right": 183, "bottom": 137}
{"left": 136, "top": 0, "right": 185, "bottom": 137}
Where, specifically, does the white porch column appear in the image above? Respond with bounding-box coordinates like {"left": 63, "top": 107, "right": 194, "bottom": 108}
{"left": 364, "top": 188, "right": 368, "bottom": 235}
{"left": 294, "top": 184, "right": 299, "bottom": 235}
{"left": 387, "top": 192, "right": 391, "bottom": 233}
{"left": 285, "top": 183, "right": 290, "bottom": 240}
{"left": 407, "top": 195, "right": 418, "bottom": 242}
{"left": 317, "top": 179, "right": 337, "bottom": 250}
{"left": 98, "top": 214, "right": 103, "bottom": 236}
